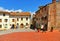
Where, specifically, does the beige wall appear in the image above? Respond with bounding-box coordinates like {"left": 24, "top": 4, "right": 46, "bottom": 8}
{"left": 56, "top": 2, "right": 60, "bottom": 29}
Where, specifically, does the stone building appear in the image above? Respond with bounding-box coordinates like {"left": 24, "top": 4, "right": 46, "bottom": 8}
{"left": 35, "top": 0, "right": 60, "bottom": 31}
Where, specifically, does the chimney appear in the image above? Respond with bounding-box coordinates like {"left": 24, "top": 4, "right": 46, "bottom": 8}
{"left": 52, "top": 0, "right": 56, "bottom": 3}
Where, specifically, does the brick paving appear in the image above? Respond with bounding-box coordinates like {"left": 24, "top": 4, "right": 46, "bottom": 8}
{"left": 0, "top": 30, "right": 60, "bottom": 41}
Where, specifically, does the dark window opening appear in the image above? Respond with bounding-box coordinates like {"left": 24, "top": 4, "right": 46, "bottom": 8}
{"left": 21, "top": 18, "right": 23, "bottom": 21}
{"left": 5, "top": 19, "right": 8, "bottom": 22}
{"left": 26, "top": 17, "right": 28, "bottom": 20}
{"left": 26, "top": 23, "right": 28, "bottom": 26}
{"left": 0, "top": 19, "right": 2, "bottom": 22}
{"left": 12, "top": 19, "right": 15, "bottom": 22}
{"left": 3, "top": 14, "right": 5, "bottom": 16}
{"left": 0, "top": 25, "right": 2, "bottom": 28}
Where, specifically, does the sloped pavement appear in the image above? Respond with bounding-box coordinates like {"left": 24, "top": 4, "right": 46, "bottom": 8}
{"left": 0, "top": 28, "right": 35, "bottom": 35}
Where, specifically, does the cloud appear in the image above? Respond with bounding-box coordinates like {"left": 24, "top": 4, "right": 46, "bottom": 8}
{"left": 0, "top": 7, "right": 22, "bottom": 12}
{"left": 14, "top": 9, "right": 23, "bottom": 12}
{"left": 29, "top": 11, "right": 35, "bottom": 14}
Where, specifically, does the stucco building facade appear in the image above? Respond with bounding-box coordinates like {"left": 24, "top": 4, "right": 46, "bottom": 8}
{"left": 0, "top": 11, "right": 31, "bottom": 30}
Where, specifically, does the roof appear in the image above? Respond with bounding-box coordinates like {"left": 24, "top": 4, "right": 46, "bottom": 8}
{"left": 0, "top": 11, "right": 31, "bottom": 16}
{"left": 10, "top": 12, "right": 31, "bottom": 16}
{"left": 35, "top": 1, "right": 60, "bottom": 14}
{"left": 0, "top": 11, "right": 10, "bottom": 14}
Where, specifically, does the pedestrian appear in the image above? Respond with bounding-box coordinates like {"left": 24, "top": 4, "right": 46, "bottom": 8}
{"left": 11, "top": 24, "right": 14, "bottom": 29}
{"left": 41, "top": 24, "right": 44, "bottom": 32}
{"left": 16, "top": 23, "right": 19, "bottom": 29}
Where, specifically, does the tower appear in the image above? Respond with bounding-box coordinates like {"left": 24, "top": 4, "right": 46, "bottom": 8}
{"left": 51, "top": 0, "right": 56, "bottom": 29}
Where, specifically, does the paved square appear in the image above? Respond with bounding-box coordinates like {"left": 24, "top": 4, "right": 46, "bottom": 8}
{"left": 0, "top": 31, "right": 60, "bottom": 41}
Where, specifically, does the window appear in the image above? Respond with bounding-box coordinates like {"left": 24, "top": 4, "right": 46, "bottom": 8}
{"left": 21, "top": 18, "right": 23, "bottom": 21}
{"left": 17, "top": 18, "right": 19, "bottom": 21}
{"left": 5, "top": 19, "right": 8, "bottom": 22}
{"left": 3, "top": 14, "right": 5, "bottom": 16}
{"left": 0, "top": 25, "right": 2, "bottom": 28}
{"left": 10, "top": 24, "right": 11, "bottom": 26}
{"left": 17, "top": 23, "right": 19, "bottom": 25}
{"left": 36, "top": 18, "right": 38, "bottom": 20}
{"left": 0, "top": 19, "right": 2, "bottom": 22}
{"left": 26, "top": 17, "right": 28, "bottom": 20}
{"left": 12, "top": 19, "right": 15, "bottom": 22}
{"left": 26, "top": 23, "right": 28, "bottom": 26}
{"left": 5, "top": 24, "right": 7, "bottom": 28}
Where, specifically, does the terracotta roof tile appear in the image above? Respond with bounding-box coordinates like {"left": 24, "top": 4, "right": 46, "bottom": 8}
{"left": 0, "top": 11, "right": 10, "bottom": 14}
{"left": 0, "top": 11, "right": 31, "bottom": 16}
{"left": 10, "top": 12, "right": 31, "bottom": 16}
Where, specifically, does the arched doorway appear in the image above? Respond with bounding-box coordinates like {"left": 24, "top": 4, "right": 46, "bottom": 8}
{"left": 20, "top": 23, "right": 24, "bottom": 28}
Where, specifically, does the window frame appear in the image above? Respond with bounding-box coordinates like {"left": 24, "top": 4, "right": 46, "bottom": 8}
{"left": 0, "top": 25, "right": 2, "bottom": 28}
{"left": 21, "top": 18, "right": 23, "bottom": 21}
{"left": 12, "top": 19, "right": 15, "bottom": 22}
{"left": 3, "top": 14, "right": 5, "bottom": 16}
{"left": 26, "top": 17, "right": 28, "bottom": 20}
{"left": 26, "top": 23, "right": 28, "bottom": 26}
{"left": 4, "top": 19, "right": 8, "bottom": 22}
{"left": 0, "top": 19, "right": 2, "bottom": 22}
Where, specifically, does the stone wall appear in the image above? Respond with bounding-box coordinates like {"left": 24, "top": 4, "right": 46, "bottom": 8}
{"left": 56, "top": 2, "right": 60, "bottom": 30}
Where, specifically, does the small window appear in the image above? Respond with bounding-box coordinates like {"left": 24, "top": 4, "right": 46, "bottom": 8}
{"left": 36, "top": 18, "right": 38, "bottom": 20}
{"left": 17, "top": 18, "right": 19, "bottom": 21}
{"left": 26, "top": 23, "right": 28, "bottom": 26}
{"left": 12, "top": 19, "right": 15, "bottom": 22}
{"left": 5, "top": 19, "right": 8, "bottom": 22}
{"left": 0, "top": 19, "right": 2, "bottom": 22}
{"left": 26, "top": 17, "right": 28, "bottom": 20}
{"left": 21, "top": 18, "right": 23, "bottom": 21}
{"left": 10, "top": 24, "right": 11, "bottom": 26}
{"left": 0, "top": 25, "right": 2, "bottom": 28}
{"left": 5, "top": 24, "right": 7, "bottom": 28}
{"left": 17, "top": 23, "right": 19, "bottom": 25}
{"left": 3, "top": 14, "right": 5, "bottom": 16}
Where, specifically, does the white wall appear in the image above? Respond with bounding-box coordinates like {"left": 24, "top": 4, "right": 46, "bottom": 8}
{"left": 0, "top": 13, "right": 10, "bottom": 30}
{"left": 0, "top": 13, "right": 31, "bottom": 30}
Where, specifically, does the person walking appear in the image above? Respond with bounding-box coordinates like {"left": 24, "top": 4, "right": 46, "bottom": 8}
{"left": 16, "top": 23, "right": 19, "bottom": 29}
{"left": 11, "top": 24, "right": 14, "bottom": 29}
{"left": 41, "top": 24, "right": 44, "bottom": 32}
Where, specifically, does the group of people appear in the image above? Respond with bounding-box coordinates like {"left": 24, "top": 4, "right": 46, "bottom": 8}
{"left": 10, "top": 23, "right": 53, "bottom": 32}
{"left": 11, "top": 24, "right": 29, "bottom": 29}
{"left": 11, "top": 24, "right": 19, "bottom": 29}
{"left": 30, "top": 24, "right": 47, "bottom": 32}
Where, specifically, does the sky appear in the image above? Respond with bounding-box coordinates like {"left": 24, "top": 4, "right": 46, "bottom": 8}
{"left": 0, "top": 0, "right": 52, "bottom": 13}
